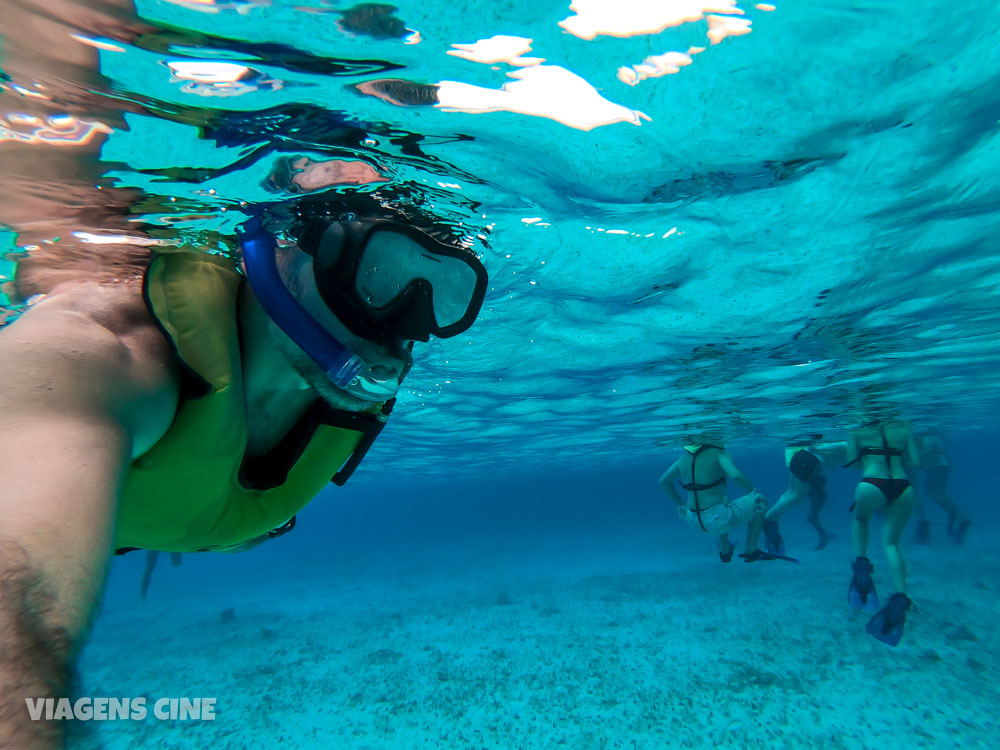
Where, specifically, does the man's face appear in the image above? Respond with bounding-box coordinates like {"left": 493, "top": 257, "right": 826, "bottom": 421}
{"left": 270, "top": 244, "right": 413, "bottom": 411}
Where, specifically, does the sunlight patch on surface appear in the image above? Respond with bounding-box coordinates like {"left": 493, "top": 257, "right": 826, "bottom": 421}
{"left": 448, "top": 36, "right": 544, "bottom": 66}
{"left": 618, "top": 49, "right": 700, "bottom": 86}
{"left": 707, "top": 13, "right": 753, "bottom": 44}
{"left": 437, "top": 66, "right": 650, "bottom": 130}
{"left": 598, "top": 1, "right": 757, "bottom": 87}
{"left": 166, "top": 61, "right": 281, "bottom": 96}
{"left": 167, "top": 61, "right": 253, "bottom": 83}
{"left": 559, "top": 0, "right": 745, "bottom": 40}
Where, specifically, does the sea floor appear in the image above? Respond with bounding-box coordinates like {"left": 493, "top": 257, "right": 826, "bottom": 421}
{"left": 75, "top": 522, "right": 999, "bottom": 749}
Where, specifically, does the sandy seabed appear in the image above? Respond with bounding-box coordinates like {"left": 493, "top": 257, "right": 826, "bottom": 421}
{"left": 74, "top": 524, "right": 999, "bottom": 749}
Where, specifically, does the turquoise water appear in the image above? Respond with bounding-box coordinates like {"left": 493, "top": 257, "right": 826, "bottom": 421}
{"left": 5, "top": 1, "right": 1000, "bottom": 472}
{"left": 2, "top": 0, "right": 1000, "bottom": 747}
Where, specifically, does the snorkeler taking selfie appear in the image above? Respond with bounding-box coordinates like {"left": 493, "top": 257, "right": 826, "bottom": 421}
{"left": 0, "top": 191, "right": 488, "bottom": 746}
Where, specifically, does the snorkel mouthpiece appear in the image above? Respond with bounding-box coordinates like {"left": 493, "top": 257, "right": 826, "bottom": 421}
{"left": 344, "top": 365, "right": 400, "bottom": 401}
{"left": 238, "top": 216, "right": 393, "bottom": 402}
{"left": 325, "top": 350, "right": 364, "bottom": 390}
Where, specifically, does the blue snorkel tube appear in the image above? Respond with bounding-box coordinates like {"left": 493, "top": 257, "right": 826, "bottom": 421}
{"left": 237, "top": 217, "right": 398, "bottom": 402}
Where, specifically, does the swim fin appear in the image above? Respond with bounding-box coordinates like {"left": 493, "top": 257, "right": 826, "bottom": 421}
{"left": 718, "top": 537, "right": 736, "bottom": 563}
{"left": 848, "top": 556, "right": 879, "bottom": 612}
{"left": 762, "top": 520, "right": 786, "bottom": 556}
{"left": 865, "top": 593, "right": 912, "bottom": 647}
{"left": 740, "top": 549, "right": 799, "bottom": 563}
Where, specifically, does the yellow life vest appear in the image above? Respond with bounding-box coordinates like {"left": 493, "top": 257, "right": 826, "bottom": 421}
{"left": 113, "top": 251, "right": 390, "bottom": 553}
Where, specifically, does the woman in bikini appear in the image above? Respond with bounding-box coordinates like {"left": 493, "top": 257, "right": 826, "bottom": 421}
{"left": 844, "top": 420, "right": 921, "bottom": 644}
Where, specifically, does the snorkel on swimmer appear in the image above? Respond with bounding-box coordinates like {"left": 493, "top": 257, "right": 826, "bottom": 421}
{"left": 238, "top": 216, "right": 398, "bottom": 402}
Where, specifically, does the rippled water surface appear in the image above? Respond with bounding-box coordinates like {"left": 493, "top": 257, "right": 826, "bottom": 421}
{"left": 2, "top": 0, "right": 999, "bottom": 475}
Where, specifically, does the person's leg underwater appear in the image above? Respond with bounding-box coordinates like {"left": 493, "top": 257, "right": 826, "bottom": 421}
{"left": 763, "top": 476, "right": 805, "bottom": 555}
{"left": 807, "top": 472, "right": 835, "bottom": 550}
{"left": 848, "top": 483, "right": 884, "bottom": 614}
{"left": 717, "top": 533, "right": 735, "bottom": 563}
{"left": 926, "top": 466, "right": 970, "bottom": 544}
{"left": 864, "top": 489, "right": 916, "bottom": 646}
{"left": 740, "top": 493, "right": 797, "bottom": 562}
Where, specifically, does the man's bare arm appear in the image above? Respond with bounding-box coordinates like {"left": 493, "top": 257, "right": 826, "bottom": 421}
{"left": 0, "top": 293, "right": 177, "bottom": 748}
{"left": 658, "top": 461, "right": 683, "bottom": 506}
{"left": 717, "top": 451, "right": 755, "bottom": 493}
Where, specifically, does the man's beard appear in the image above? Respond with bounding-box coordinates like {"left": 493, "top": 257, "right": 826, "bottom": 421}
{"left": 274, "top": 333, "right": 377, "bottom": 412}
{"left": 271, "top": 325, "right": 415, "bottom": 413}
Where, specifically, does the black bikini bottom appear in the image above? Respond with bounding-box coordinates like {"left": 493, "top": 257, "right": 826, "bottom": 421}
{"left": 861, "top": 477, "right": 911, "bottom": 504}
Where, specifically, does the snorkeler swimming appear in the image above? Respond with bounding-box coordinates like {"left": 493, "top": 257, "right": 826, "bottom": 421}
{"left": 844, "top": 421, "right": 920, "bottom": 645}
{"left": 912, "top": 432, "right": 971, "bottom": 545}
{"left": 679, "top": 444, "right": 727, "bottom": 533}
{"left": 762, "top": 442, "right": 836, "bottom": 555}
{"left": 0, "top": 180, "right": 492, "bottom": 746}
{"left": 659, "top": 440, "right": 796, "bottom": 564}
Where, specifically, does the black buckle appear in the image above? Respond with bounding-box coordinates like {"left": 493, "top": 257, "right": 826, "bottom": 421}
{"left": 329, "top": 397, "right": 395, "bottom": 485}
{"left": 267, "top": 516, "right": 297, "bottom": 539}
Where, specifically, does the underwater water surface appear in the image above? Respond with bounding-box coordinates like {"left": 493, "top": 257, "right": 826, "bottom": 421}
{"left": 2, "top": 0, "right": 999, "bottom": 747}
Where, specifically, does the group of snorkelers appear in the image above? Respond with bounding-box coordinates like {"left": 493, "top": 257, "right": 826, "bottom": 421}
{"left": 659, "top": 422, "right": 971, "bottom": 648}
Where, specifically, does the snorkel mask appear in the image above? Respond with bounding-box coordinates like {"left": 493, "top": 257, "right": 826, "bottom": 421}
{"left": 237, "top": 211, "right": 487, "bottom": 403}
{"left": 296, "top": 216, "right": 488, "bottom": 344}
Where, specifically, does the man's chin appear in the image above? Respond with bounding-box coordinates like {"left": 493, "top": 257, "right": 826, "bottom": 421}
{"left": 290, "top": 353, "right": 378, "bottom": 413}
{"left": 314, "top": 378, "right": 378, "bottom": 413}
{"left": 273, "top": 324, "right": 403, "bottom": 412}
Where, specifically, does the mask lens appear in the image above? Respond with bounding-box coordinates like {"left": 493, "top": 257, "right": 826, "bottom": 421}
{"left": 357, "top": 228, "right": 480, "bottom": 329}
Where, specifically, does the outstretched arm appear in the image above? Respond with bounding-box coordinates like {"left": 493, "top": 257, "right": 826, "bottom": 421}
{"left": 717, "top": 451, "right": 755, "bottom": 493}
{"left": 0, "top": 290, "right": 177, "bottom": 748}
{"left": 844, "top": 432, "right": 859, "bottom": 468}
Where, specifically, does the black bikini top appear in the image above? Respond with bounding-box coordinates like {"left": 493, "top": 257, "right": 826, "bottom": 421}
{"left": 680, "top": 444, "right": 726, "bottom": 493}
{"left": 844, "top": 426, "right": 904, "bottom": 467}
{"left": 859, "top": 446, "right": 903, "bottom": 458}
{"left": 680, "top": 477, "right": 726, "bottom": 492}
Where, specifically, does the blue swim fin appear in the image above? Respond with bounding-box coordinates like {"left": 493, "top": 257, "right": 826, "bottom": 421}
{"left": 848, "top": 556, "right": 880, "bottom": 612}
{"left": 865, "top": 593, "right": 912, "bottom": 647}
